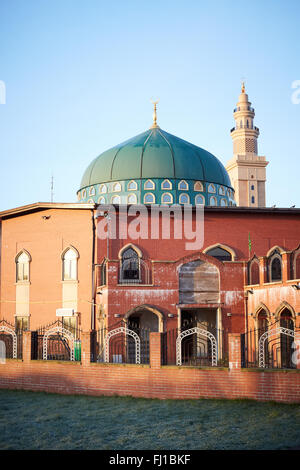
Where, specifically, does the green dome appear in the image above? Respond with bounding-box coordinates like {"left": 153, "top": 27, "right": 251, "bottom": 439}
{"left": 80, "top": 127, "right": 231, "bottom": 189}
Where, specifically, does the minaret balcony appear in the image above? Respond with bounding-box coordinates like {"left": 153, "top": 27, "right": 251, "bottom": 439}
{"left": 233, "top": 106, "right": 255, "bottom": 113}
{"left": 230, "top": 125, "right": 259, "bottom": 133}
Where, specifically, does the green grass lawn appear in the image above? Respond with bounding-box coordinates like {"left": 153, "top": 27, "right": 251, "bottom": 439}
{"left": 0, "top": 389, "right": 299, "bottom": 450}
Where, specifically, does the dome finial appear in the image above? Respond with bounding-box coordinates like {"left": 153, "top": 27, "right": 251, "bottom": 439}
{"left": 150, "top": 99, "right": 159, "bottom": 128}
{"left": 241, "top": 78, "right": 246, "bottom": 94}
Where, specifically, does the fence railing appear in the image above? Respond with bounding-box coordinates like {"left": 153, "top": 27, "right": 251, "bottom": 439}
{"left": 0, "top": 319, "right": 23, "bottom": 359}
{"left": 161, "top": 326, "right": 229, "bottom": 367}
{"left": 31, "top": 319, "right": 81, "bottom": 361}
{"left": 241, "top": 321, "right": 299, "bottom": 369}
{"left": 91, "top": 325, "right": 150, "bottom": 364}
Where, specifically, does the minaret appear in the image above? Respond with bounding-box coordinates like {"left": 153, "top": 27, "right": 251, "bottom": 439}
{"left": 226, "top": 83, "right": 268, "bottom": 207}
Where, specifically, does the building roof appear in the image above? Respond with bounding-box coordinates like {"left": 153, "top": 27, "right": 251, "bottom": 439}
{"left": 79, "top": 127, "right": 232, "bottom": 190}
{"left": 0, "top": 202, "right": 95, "bottom": 219}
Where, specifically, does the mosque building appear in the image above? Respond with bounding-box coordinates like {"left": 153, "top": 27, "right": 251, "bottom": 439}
{"left": 0, "top": 84, "right": 299, "bottom": 367}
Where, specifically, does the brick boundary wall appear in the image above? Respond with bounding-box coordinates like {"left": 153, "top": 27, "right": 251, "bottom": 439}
{"left": 0, "top": 332, "right": 299, "bottom": 403}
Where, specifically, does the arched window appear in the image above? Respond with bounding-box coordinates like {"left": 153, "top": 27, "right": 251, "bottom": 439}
{"left": 220, "top": 198, "right": 227, "bottom": 206}
{"left": 268, "top": 250, "right": 282, "bottom": 282}
{"left": 144, "top": 179, "right": 155, "bottom": 190}
{"left": 87, "top": 198, "right": 94, "bottom": 203}
{"left": 89, "top": 186, "right": 95, "bottom": 196}
{"left": 120, "top": 247, "right": 140, "bottom": 282}
{"left": 111, "top": 195, "right": 121, "bottom": 204}
{"left": 98, "top": 196, "right": 106, "bottom": 204}
{"left": 248, "top": 258, "right": 260, "bottom": 285}
{"left": 280, "top": 309, "right": 294, "bottom": 369}
{"left": 128, "top": 180, "right": 137, "bottom": 191}
{"left": 178, "top": 180, "right": 188, "bottom": 190}
{"left": 161, "top": 193, "right": 173, "bottom": 204}
{"left": 219, "top": 186, "right": 225, "bottom": 195}
{"left": 112, "top": 182, "right": 121, "bottom": 192}
{"left": 179, "top": 193, "right": 190, "bottom": 204}
{"left": 82, "top": 189, "right": 87, "bottom": 199}
{"left": 99, "top": 260, "right": 107, "bottom": 286}
{"left": 16, "top": 251, "right": 30, "bottom": 282}
{"left": 194, "top": 181, "right": 204, "bottom": 192}
{"left": 209, "top": 196, "right": 217, "bottom": 206}
{"left": 144, "top": 193, "right": 155, "bottom": 204}
{"left": 257, "top": 309, "right": 268, "bottom": 334}
{"left": 205, "top": 246, "right": 233, "bottom": 261}
{"left": 62, "top": 248, "right": 78, "bottom": 281}
{"left": 77, "top": 192, "right": 81, "bottom": 201}
{"left": 127, "top": 193, "right": 137, "bottom": 204}
{"left": 195, "top": 194, "right": 205, "bottom": 205}
{"left": 292, "top": 249, "right": 300, "bottom": 279}
{"left": 208, "top": 184, "right": 216, "bottom": 193}
{"left": 99, "top": 184, "right": 107, "bottom": 194}
{"left": 161, "top": 179, "right": 172, "bottom": 190}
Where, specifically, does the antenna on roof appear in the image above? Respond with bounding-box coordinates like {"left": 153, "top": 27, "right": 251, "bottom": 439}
{"left": 50, "top": 174, "right": 54, "bottom": 203}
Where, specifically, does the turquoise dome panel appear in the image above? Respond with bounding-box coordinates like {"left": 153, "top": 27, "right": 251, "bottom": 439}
{"left": 78, "top": 125, "right": 235, "bottom": 207}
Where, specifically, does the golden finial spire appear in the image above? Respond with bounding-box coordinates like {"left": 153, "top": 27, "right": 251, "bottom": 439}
{"left": 241, "top": 80, "right": 246, "bottom": 94}
{"left": 150, "top": 99, "right": 159, "bottom": 128}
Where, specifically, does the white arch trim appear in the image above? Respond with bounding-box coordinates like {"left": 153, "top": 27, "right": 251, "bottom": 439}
{"left": 176, "top": 327, "right": 217, "bottom": 366}
{"left": 118, "top": 243, "right": 143, "bottom": 259}
{"left": 203, "top": 243, "right": 237, "bottom": 261}
{"left": 0, "top": 326, "right": 17, "bottom": 358}
{"left": 259, "top": 327, "right": 295, "bottom": 368}
{"left": 43, "top": 326, "right": 75, "bottom": 361}
{"left": 266, "top": 246, "right": 285, "bottom": 258}
{"left": 104, "top": 327, "right": 140, "bottom": 364}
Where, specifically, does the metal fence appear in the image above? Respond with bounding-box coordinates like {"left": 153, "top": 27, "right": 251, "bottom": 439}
{"left": 0, "top": 319, "right": 23, "bottom": 359}
{"left": 241, "top": 320, "right": 299, "bottom": 369}
{"left": 161, "top": 326, "right": 229, "bottom": 367}
{"left": 31, "top": 319, "right": 81, "bottom": 361}
{"left": 91, "top": 325, "right": 150, "bottom": 364}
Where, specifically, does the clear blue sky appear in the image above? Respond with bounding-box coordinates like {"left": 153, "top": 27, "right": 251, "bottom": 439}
{"left": 0, "top": 0, "right": 299, "bottom": 210}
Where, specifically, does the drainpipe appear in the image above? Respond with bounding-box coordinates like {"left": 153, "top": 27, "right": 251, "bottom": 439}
{"left": 91, "top": 209, "right": 96, "bottom": 330}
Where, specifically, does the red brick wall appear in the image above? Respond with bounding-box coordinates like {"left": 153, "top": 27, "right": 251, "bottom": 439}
{"left": 0, "top": 332, "right": 299, "bottom": 403}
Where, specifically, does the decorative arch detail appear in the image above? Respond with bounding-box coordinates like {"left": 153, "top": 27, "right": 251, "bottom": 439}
{"left": 203, "top": 243, "right": 236, "bottom": 261}
{"left": 176, "top": 327, "right": 217, "bottom": 366}
{"left": 266, "top": 246, "right": 285, "bottom": 258}
{"left": 0, "top": 325, "right": 17, "bottom": 358}
{"left": 104, "top": 327, "right": 140, "bottom": 364}
{"left": 274, "top": 302, "right": 296, "bottom": 320}
{"left": 43, "top": 326, "right": 75, "bottom": 361}
{"left": 124, "top": 304, "right": 164, "bottom": 332}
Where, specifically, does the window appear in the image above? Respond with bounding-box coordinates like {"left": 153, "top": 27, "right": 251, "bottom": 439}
{"left": 161, "top": 179, "right": 172, "bottom": 190}
{"left": 99, "top": 260, "right": 107, "bottom": 286}
{"left": 62, "top": 248, "right": 78, "bottom": 281}
{"left": 99, "top": 184, "right": 107, "bottom": 194}
{"left": 209, "top": 196, "right": 217, "bottom": 206}
{"left": 89, "top": 186, "right": 95, "bottom": 196}
{"left": 87, "top": 198, "right": 94, "bottom": 203}
{"left": 77, "top": 192, "right": 81, "bottom": 201}
{"left": 219, "top": 186, "right": 225, "bottom": 195}
{"left": 251, "top": 185, "right": 255, "bottom": 190}
{"left": 98, "top": 196, "right": 106, "bottom": 204}
{"left": 292, "top": 249, "right": 300, "bottom": 279}
{"left": 82, "top": 189, "right": 87, "bottom": 199}
{"left": 268, "top": 250, "right": 282, "bottom": 282}
{"left": 16, "top": 251, "right": 30, "bottom": 282}
{"left": 205, "top": 246, "right": 232, "bottom": 262}
{"left": 179, "top": 193, "right": 190, "bottom": 204}
{"left": 128, "top": 180, "right": 137, "bottom": 190}
{"left": 15, "top": 316, "right": 29, "bottom": 331}
{"left": 111, "top": 195, "right": 120, "bottom": 204}
{"left": 127, "top": 193, "right": 137, "bottom": 204}
{"left": 220, "top": 198, "right": 227, "bottom": 207}
{"left": 144, "top": 179, "right": 155, "bottom": 190}
{"left": 195, "top": 194, "right": 205, "bottom": 205}
{"left": 194, "top": 181, "right": 203, "bottom": 192}
{"left": 144, "top": 193, "right": 155, "bottom": 204}
{"left": 208, "top": 184, "right": 216, "bottom": 193}
{"left": 62, "top": 316, "right": 77, "bottom": 335}
{"left": 178, "top": 180, "right": 188, "bottom": 190}
{"left": 112, "top": 182, "right": 121, "bottom": 192}
{"left": 161, "top": 193, "right": 173, "bottom": 204}
{"left": 251, "top": 196, "right": 255, "bottom": 204}
{"left": 120, "top": 247, "right": 140, "bottom": 282}
{"left": 248, "top": 258, "right": 260, "bottom": 285}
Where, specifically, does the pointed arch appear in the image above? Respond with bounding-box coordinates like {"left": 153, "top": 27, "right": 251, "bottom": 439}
{"left": 254, "top": 302, "right": 271, "bottom": 320}
{"left": 248, "top": 255, "right": 260, "bottom": 285}
{"left": 15, "top": 249, "right": 31, "bottom": 282}
{"left": 124, "top": 304, "right": 164, "bottom": 332}
{"left": 61, "top": 246, "right": 79, "bottom": 281}
{"left": 292, "top": 245, "right": 300, "bottom": 279}
{"left": 266, "top": 246, "right": 285, "bottom": 258}
{"left": 118, "top": 243, "right": 142, "bottom": 260}
{"left": 203, "top": 243, "right": 236, "bottom": 261}
{"left": 274, "top": 302, "right": 296, "bottom": 321}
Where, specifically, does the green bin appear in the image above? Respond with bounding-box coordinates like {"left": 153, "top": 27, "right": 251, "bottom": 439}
{"left": 74, "top": 340, "right": 81, "bottom": 361}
